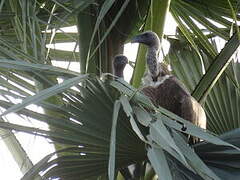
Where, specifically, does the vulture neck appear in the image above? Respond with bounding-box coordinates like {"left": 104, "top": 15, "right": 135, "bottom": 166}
{"left": 147, "top": 46, "right": 160, "bottom": 81}
{"left": 114, "top": 69, "right": 124, "bottom": 78}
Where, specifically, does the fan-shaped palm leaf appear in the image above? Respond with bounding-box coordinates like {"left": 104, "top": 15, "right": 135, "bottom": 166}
{"left": 0, "top": 76, "right": 239, "bottom": 179}
{"left": 168, "top": 32, "right": 240, "bottom": 134}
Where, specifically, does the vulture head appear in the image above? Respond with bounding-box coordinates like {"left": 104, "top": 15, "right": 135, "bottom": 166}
{"left": 131, "top": 31, "right": 160, "bottom": 49}
{"left": 131, "top": 31, "right": 161, "bottom": 82}
{"left": 113, "top": 55, "right": 128, "bottom": 78}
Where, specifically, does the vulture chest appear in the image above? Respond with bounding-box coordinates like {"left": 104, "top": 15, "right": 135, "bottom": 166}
{"left": 142, "top": 76, "right": 190, "bottom": 120}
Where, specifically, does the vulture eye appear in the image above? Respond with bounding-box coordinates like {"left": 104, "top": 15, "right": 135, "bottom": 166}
{"left": 144, "top": 33, "right": 149, "bottom": 37}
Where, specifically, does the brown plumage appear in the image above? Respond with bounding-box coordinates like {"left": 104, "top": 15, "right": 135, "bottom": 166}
{"left": 141, "top": 76, "right": 206, "bottom": 129}
{"left": 132, "top": 31, "right": 206, "bottom": 143}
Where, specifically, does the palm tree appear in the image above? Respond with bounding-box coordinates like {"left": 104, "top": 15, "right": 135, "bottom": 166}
{"left": 0, "top": 0, "right": 240, "bottom": 179}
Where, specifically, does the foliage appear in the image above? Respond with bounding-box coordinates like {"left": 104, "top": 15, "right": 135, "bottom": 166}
{"left": 168, "top": 32, "right": 240, "bottom": 134}
{"left": 0, "top": 0, "right": 240, "bottom": 179}
{"left": 1, "top": 76, "right": 240, "bottom": 179}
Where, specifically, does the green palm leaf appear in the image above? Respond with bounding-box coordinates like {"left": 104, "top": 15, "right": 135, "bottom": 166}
{"left": 168, "top": 33, "right": 240, "bottom": 134}
{"left": 1, "top": 0, "right": 240, "bottom": 179}
{"left": 0, "top": 76, "right": 238, "bottom": 179}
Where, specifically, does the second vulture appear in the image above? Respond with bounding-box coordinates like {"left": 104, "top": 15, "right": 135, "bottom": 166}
{"left": 113, "top": 55, "right": 128, "bottom": 78}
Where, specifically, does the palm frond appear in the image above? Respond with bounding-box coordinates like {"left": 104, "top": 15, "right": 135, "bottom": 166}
{"left": 195, "top": 128, "right": 240, "bottom": 179}
{"left": 168, "top": 33, "right": 240, "bottom": 134}
{"left": 0, "top": 76, "right": 238, "bottom": 179}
